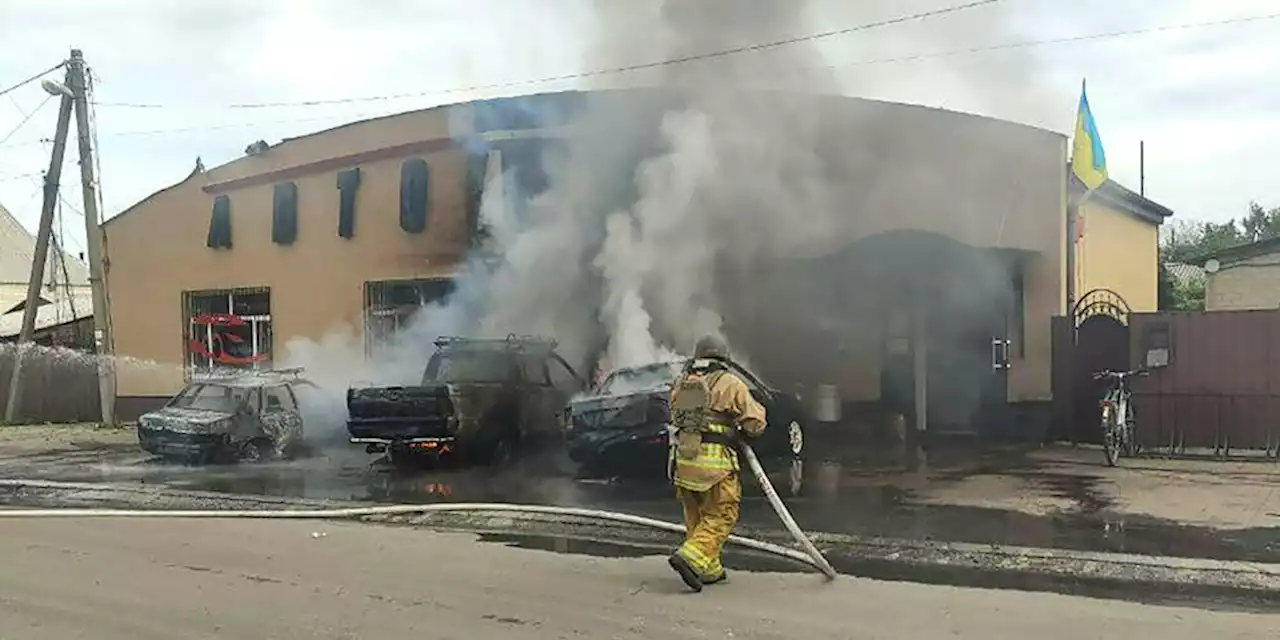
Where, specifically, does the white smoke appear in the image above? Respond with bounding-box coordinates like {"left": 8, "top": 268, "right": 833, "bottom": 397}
{"left": 279, "top": 0, "right": 1053, "bottom": 420}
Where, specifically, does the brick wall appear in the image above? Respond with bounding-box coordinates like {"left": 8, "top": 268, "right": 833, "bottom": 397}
{"left": 1205, "top": 253, "right": 1280, "bottom": 310}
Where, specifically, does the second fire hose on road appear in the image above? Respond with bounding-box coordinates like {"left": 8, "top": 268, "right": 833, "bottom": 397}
{"left": 0, "top": 468, "right": 838, "bottom": 581}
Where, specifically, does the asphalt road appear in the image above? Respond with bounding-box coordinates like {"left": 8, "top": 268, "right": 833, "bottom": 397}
{"left": 1, "top": 518, "right": 1275, "bottom": 639}
{"left": 5, "top": 426, "right": 1280, "bottom": 564}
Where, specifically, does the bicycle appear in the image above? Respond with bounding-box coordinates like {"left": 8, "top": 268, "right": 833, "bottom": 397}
{"left": 1093, "top": 368, "right": 1149, "bottom": 466}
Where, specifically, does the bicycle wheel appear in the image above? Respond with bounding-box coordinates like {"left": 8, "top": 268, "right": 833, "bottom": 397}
{"left": 1102, "top": 419, "right": 1119, "bottom": 467}
{"left": 1123, "top": 407, "right": 1140, "bottom": 457}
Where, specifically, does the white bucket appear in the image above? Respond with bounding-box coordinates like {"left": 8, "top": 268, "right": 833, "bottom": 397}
{"left": 815, "top": 384, "right": 841, "bottom": 423}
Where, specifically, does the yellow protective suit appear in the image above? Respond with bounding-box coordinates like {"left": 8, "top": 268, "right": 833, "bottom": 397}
{"left": 670, "top": 365, "right": 766, "bottom": 584}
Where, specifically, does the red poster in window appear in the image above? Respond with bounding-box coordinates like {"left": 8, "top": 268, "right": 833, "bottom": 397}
{"left": 189, "top": 313, "right": 269, "bottom": 365}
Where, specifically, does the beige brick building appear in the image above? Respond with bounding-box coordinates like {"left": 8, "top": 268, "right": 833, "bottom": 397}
{"left": 1201, "top": 238, "right": 1280, "bottom": 310}
{"left": 102, "top": 89, "right": 1171, "bottom": 439}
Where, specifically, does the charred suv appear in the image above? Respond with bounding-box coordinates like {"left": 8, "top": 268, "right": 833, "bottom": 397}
{"left": 564, "top": 359, "right": 808, "bottom": 477}
{"left": 137, "top": 369, "right": 317, "bottom": 464}
{"left": 346, "top": 336, "right": 585, "bottom": 467}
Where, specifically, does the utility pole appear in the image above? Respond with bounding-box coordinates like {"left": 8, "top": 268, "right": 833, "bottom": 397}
{"left": 3, "top": 73, "right": 75, "bottom": 423}
{"left": 67, "top": 48, "right": 116, "bottom": 425}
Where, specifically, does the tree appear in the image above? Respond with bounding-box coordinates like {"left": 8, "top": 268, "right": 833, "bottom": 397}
{"left": 1157, "top": 262, "right": 1177, "bottom": 310}
{"left": 1240, "top": 201, "right": 1280, "bottom": 243}
{"left": 1157, "top": 262, "right": 1205, "bottom": 311}
{"left": 1198, "top": 220, "right": 1247, "bottom": 254}
{"left": 1155, "top": 202, "right": 1280, "bottom": 311}
{"left": 1159, "top": 204, "right": 1277, "bottom": 264}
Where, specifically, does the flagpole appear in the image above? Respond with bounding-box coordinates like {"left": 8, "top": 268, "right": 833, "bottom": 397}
{"left": 1139, "top": 140, "right": 1145, "bottom": 196}
{"left": 1066, "top": 189, "right": 1077, "bottom": 315}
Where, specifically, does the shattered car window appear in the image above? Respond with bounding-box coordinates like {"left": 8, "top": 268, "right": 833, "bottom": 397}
{"left": 263, "top": 385, "right": 297, "bottom": 412}
{"left": 167, "top": 384, "right": 246, "bottom": 412}
{"left": 424, "top": 351, "right": 518, "bottom": 383}
{"left": 598, "top": 361, "right": 684, "bottom": 395}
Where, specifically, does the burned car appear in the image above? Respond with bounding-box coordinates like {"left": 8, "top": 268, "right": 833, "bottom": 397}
{"left": 564, "top": 359, "right": 808, "bottom": 478}
{"left": 137, "top": 368, "right": 317, "bottom": 464}
{"left": 346, "top": 335, "right": 585, "bottom": 467}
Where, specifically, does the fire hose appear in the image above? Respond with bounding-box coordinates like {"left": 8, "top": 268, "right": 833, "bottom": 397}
{"left": 0, "top": 476, "right": 837, "bottom": 580}
{"left": 737, "top": 441, "right": 838, "bottom": 579}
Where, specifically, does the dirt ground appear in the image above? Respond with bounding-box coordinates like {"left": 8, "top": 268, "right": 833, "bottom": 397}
{"left": 911, "top": 446, "right": 1280, "bottom": 530}
{"left": 0, "top": 423, "right": 133, "bottom": 450}
{"left": 1, "top": 517, "right": 1276, "bottom": 639}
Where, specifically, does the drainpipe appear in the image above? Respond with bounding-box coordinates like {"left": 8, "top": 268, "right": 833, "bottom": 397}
{"left": 909, "top": 299, "right": 928, "bottom": 471}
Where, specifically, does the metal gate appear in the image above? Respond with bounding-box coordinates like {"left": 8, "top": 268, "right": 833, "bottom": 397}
{"left": 1053, "top": 289, "right": 1131, "bottom": 444}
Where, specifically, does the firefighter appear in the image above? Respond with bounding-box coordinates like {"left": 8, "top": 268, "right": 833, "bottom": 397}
{"left": 666, "top": 334, "right": 766, "bottom": 592}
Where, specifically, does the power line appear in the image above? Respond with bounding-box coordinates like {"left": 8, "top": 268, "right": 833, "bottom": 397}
{"left": 0, "top": 109, "right": 395, "bottom": 147}
{"left": 90, "top": 0, "right": 1004, "bottom": 111}
{"left": 0, "top": 61, "right": 66, "bottom": 100}
{"left": 824, "top": 10, "right": 1280, "bottom": 70}
{"left": 8, "top": 9, "right": 1276, "bottom": 144}
{"left": 0, "top": 95, "right": 54, "bottom": 148}
{"left": 87, "top": 7, "right": 1278, "bottom": 117}
{"left": 0, "top": 171, "right": 44, "bottom": 183}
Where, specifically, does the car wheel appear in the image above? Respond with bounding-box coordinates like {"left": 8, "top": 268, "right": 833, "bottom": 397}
{"left": 787, "top": 420, "right": 805, "bottom": 459}
{"left": 240, "top": 439, "right": 274, "bottom": 464}
{"left": 488, "top": 431, "right": 516, "bottom": 467}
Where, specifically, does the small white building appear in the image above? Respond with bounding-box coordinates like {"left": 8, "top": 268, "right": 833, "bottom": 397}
{"left": 1198, "top": 238, "right": 1280, "bottom": 311}
{"left": 0, "top": 200, "right": 94, "bottom": 343}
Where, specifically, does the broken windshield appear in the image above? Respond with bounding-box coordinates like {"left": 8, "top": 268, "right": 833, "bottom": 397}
{"left": 598, "top": 361, "right": 684, "bottom": 395}
{"left": 423, "top": 351, "right": 518, "bottom": 384}
{"left": 167, "top": 384, "right": 246, "bottom": 413}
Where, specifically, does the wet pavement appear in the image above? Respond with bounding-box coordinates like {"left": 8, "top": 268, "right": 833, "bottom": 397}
{"left": 3, "top": 425, "right": 1280, "bottom": 566}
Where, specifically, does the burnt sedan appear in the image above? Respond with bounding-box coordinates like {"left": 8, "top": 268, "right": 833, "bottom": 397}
{"left": 137, "top": 369, "right": 316, "bottom": 464}
{"left": 564, "top": 359, "right": 807, "bottom": 478}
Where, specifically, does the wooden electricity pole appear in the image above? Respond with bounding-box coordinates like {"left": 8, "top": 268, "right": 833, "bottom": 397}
{"left": 67, "top": 49, "right": 117, "bottom": 426}
{"left": 2, "top": 74, "right": 75, "bottom": 423}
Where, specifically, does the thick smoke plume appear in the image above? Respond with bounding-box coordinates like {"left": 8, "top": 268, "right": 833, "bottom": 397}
{"left": 284, "top": 0, "right": 1046, "bottom": 434}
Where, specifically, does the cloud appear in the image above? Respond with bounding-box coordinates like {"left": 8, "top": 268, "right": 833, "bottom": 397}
{"left": 0, "top": 0, "right": 1277, "bottom": 257}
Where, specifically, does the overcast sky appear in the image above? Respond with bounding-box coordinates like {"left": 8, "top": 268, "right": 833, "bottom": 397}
{"left": 0, "top": 0, "right": 1276, "bottom": 259}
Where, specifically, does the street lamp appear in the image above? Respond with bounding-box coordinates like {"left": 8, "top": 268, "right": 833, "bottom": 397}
{"left": 40, "top": 77, "right": 73, "bottom": 98}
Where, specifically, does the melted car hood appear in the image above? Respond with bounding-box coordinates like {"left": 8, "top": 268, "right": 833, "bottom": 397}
{"left": 140, "top": 407, "right": 234, "bottom": 429}
{"left": 569, "top": 390, "right": 665, "bottom": 430}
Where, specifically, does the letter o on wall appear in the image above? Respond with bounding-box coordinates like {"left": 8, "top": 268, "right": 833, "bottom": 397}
{"left": 399, "top": 158, "right": 430, "bottom": 234}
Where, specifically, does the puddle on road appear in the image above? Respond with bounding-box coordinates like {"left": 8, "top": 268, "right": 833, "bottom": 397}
{"left": 474, "top": 532, "right": 805, "bottom": 575}
{"left": 477, "top": 532, "right": 660, "bottom": 559}
{"left": 9, "top": 443, "right": 1280, "bottom": 565}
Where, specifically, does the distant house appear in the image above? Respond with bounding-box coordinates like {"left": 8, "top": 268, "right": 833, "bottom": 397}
{"left": 1191, "top": 237, "right": 1280, "bottom": 311}
{"left": 1073, "top": 180, "right": 1174, "bottom": 313}
{"left": 1164, "top": 261, "right": 1207, "bottom": 288}
{"left": 0, "top": 200, "right": 95, "bottom": 346}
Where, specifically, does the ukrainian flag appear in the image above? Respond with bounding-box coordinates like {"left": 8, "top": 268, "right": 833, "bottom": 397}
{"left": 1071, "top": 80, "right": 1108, "bottom": 192}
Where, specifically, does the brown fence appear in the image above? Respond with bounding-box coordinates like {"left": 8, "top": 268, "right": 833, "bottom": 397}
{"left": 0, "top": 345, "right": 102, "bottom": 423}
{"left": 1128, "top": 310, "right": 1280, "bottom": 455}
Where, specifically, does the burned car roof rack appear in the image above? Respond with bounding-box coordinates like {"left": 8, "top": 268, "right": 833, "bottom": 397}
{"left": 434, "top": 335, "right": 559, "bottom": 351}
{"left": 188, "top": 367, "right": 310, "bottom": 385}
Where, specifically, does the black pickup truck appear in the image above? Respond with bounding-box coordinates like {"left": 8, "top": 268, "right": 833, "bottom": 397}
{"left": 346, "top": 335, "right": 585, "bottom": 467}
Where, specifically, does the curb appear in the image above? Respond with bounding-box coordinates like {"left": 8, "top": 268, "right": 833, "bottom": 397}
{"left": 3, "top": 478, "right": 1278, "bottom": 609}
